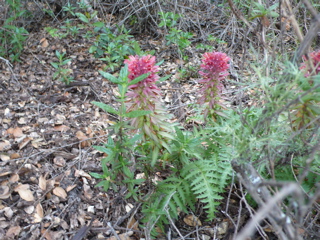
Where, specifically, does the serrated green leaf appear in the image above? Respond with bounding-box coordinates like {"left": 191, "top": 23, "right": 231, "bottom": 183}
{"left": 128, "top": 73, "right": 150, "bottom": 86}
{"left": 175, "top": 127, "right": 185, "bottom": 140}
{"left": 119, "top": 64, "right": 129, "bottom": 81}
{"left": 308, "top": 104, "right": 320, "bottom": 114}
{"left": 126, "top": 134, "right": 142, "bottom": 146}
{"left": 98, "top": 70, "right": 120, "bottom": 83}
{"left": 89, "top": 172, "right": 105, "bottom": 179}
{"left": 151, "top": 147, "right": 159, "bottom": 166}
{"left": 158, "top": 74, "right": 172, "bottom": 83}
{"left": 95, "top": 180, "right": 110, "bottom": 190}
{"left": 134, "top": 178, "right": 145, "bottom": 184}
{"left": 124, "top": 110, "right": 151, "bottom": 118}
{"left": 93, "top": 21, "right": 104, "bottom": 27}
{"left": 158, "top": 131, "right": 174, "bottom": 140}
{"left": 75, "top": 12, "right": 89, "bottom": 23}
{"left": 50, "top": 62, "right": 59, "bottom": 68}
{"left": 123, "top": 166, "right": 133, "bottom": 178}
{"left": 91, "top": 101, "right": 119, "bottom": 115}
{"left": 89, "top": 46, "right": 97, "bottom": 53}
{"left": 62, "top": 59, "right": 71, "bottom": 65}
{"left": 160, "top": 140, "right": 171, "bottom": 153}
{"left": 93, "top": 145, "right": 112, "bottom": 155}
{"left": 155, "top": 59, "right": 164, "bottom": 66}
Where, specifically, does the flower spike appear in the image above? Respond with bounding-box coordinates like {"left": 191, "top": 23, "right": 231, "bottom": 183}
{"left": 198, "top": 51, "right": 230, "bottom": 118}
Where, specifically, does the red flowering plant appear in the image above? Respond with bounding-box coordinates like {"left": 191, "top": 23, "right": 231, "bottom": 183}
{"left": 198, "top": 51, "right": 230, "bottom": 119}
{"left": 124, "top": 55, "right": 174, "bottom": 163}
{"left": 90, "top": 55, "right": 175, "bottom": 192}
{"left": 289, "top": 50, "right": 320, "bottom": 130}
{"left": 300, "top": 50, "right": 320, "bottom": 77}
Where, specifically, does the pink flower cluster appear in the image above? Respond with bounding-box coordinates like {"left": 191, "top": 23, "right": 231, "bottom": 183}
{"left": 124, "top": 55, "right": 173, "bottom": 146}
{"left": 300, "top": 50, "right": 320, "bottom": 77}
{"left": 125, "top": 55, "right": 161, "bottom": 111}
{"left": 198, "top": 52, "right": 230, "bottom": 116}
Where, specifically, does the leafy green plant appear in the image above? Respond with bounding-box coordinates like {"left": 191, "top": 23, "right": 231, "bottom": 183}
{"left": 75, "top": 10, "right": 98, "bottom": 24}
{"left": 290, "top": 50, "right": 320, "bottom": 130}
{"left": 249, "top": 2, "right": 279, "bottom": 20}
{"left": 45, "top": 1, "right": 95, "bottom": 40}
{"left": 91, "top": 54, "right": 235, "bottom": 238}
{"left": 90, "top": 65, "right": 151, "bottom": 199}
{"left": 0, "top": 0, "right": 29, "bottom": 62}
{"left": 62, "top": 2, "right": 77, "bottom": 16}
{"left": 90, "top": 49, "right": 320, "bottom": 239}
{"left": 196, "top": 34, "right": 227, "bottom": 52}
{"left": 176, "top": 64, "right": 199, "bottom": 83}
{"left": 45, "top": 27, "right": 64, "bottom": 39}
{"left": 158, "top": 11, "right": 193, "bottom": 60}
{"left": 158, "top": 12, "right": 181, "bottom": 28}
{"left": 214, "top": 57, "right": 320, "bottom": 192}
{"left": 166, "top": 28, "right": 193, "bottom": 59}
{"left": 60, "top": 19, "right": 82, "bottom": 37}
{"left": 142, "top": 124, "right": 233, "bottom": 237}
{"left": 89, "top": 24, "right": 150, "bottom": 71}
{"left": 45, "top": 4, "right": 90, "bottom": 39}
{"left": 50, "top": 51, "right": 74, "bottom": 85}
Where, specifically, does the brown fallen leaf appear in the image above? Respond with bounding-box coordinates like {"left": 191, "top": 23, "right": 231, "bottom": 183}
{"left": 106, "top": 231, "right": 133, "bottom": 240}
{"left": 76, "top": 131, "right": 92, "bottom": 147}
{"left": 41, "top": 229, "right": 64, "bottom": 240}
{"left": 39, "top": 175, "right": 47, "bottom": 191}
{"left": 53, "top": 186, "right": 67, "bottom": 199}
{"left": 36, "top": 203, "right": 44, "bottom": 218}
{"left": 9, "top": 173, "right": 19, "bottom": 183}
{"left": 14, "top": 184, "right": 35, "bottom": 201}
{"left": 4, "top": 207, "right": 14, "bottom": 219}
{"left": 18, "top": 137, "right": 32, "bottom": 150}
{"left": 0, "top": 185, "right": 11, "bottom": 199}
{"left": 74, "top": 169, "right": 92, "bottom": 180}
{"left": 54, "top": 125, "right": 70, "bottom": 132}
{"left": 66, "top": 184, "right": 77, "bottom": 192}
{"left": 18, "top": 117, "right": 27, "bottom": 124}
{"left": 6, "top": 225, "right": 21, "bottom": 238}
{"left": 71, "top": 217, "right": 95, "bottom": 240}
{"left": 0, "top": 140, "right": 11, "bottom": 151}
{"left": 0, "top": 171, "right": 12, "bottom": 177}
{"left": 183, "top": 214, "right": 202, "bottom": 227}
{"left": 83, "top": 182, "right": 93, "bottom": 199}
{"left": 127, "top": 216, "right": 139, "bottom": 231}
{"left": 18, "top": 189, "right": 35, "bottom": 201}
{"left": 10, "top": 152, "right": 21, "bottom": 159}
{"left": 40, "top": 38, "right": 49, "bottom": 48}
{"left": 24, "top": 205, "right": 35, "bottom": 214}
{"left": 41, "top": 229, "right": 52, "bottom": 240}
{"left": 6, "top": 127, "right": 24, "bottom": 138}
{"left": 216, "top": 221, "right": 228, "bottom": 235}
{"left": 31, "top": 138, "right": 47, "bottom": 148}
{"left": 53, "top": 156, "right": 66, "bottom": 167}
{"left": 33, "top": 203, "right": 44, "bottom": 223}
{"left": 0, "top": 154, "right": 10, "bottom": 161}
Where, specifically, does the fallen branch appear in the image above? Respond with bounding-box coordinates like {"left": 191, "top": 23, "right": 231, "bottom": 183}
{"left": 231, "top": 160, "right": 309, "bottom": 240}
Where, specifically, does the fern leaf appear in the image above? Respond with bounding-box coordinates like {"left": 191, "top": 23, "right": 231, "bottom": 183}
{"left": 182, "top": 159, "right": 232, "bottom": 220}
{"left": 157, "top": 177, "right": 196, "bottom": 215}
{"left": 141, "top": 177, "right": 195, "bottom": 236}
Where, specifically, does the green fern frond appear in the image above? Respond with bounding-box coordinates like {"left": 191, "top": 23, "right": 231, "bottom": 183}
{"left": 182, "top": 159, "right": 232, "bottom": 219}
{"left": 157, "top": 176, "right": 196, "bottom": 216}
{"left": 141, "top": 176, "right": 195, "bottom": 237}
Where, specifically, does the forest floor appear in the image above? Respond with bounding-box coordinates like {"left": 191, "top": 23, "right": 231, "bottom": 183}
{"left": 0, "top": 1, "right": 306, "bottom": 240}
